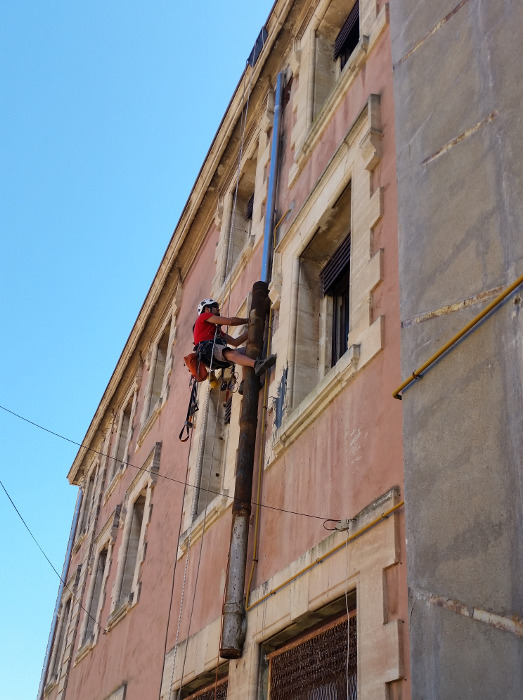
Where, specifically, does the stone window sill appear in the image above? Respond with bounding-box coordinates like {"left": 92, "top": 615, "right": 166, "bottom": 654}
{"left": 271, "top": 316, "right": 383, "bottom": 460}
{"left": 106, "top": 596, "right": 136, "bottom": 631}
{"left": 178, "top": 492, "right": 230, "bottom": 558}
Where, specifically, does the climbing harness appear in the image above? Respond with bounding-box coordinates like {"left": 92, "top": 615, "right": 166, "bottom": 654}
{"left": 180, "top": 321, "right": 238, "bottom": 441}
{"left": 195, "top": 339, "right": 232, "bottom": 372}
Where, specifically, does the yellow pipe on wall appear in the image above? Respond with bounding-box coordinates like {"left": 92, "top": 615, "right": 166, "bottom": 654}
{"left": 245, "top": 500, "right": 404, "bottom": 612}
{"left": 393, "top": 273, "right": 523, "bottom": 399}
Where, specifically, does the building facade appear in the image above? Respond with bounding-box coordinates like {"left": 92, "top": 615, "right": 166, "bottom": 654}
{"left": 39, "top": 1, "right": 523, "bottom": 699}
{"left": 390, "top": 1, "right": 523, "bottom": 698}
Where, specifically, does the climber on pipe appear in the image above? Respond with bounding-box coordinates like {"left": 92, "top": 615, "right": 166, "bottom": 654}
{"left": 194, "top": 298, "right": 276, "bottom": 376}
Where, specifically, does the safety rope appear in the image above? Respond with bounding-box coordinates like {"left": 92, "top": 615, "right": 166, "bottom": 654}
{"left": 177, "top": 352, "right": 231, "bottom": 695}
{"left": 223, "top": 63, "right": 254, "bottom": 321}
{"left": 169, "top": 62, "right": 253, "bottom": 698}
{"left": 344, "top": 532, "right": 352, "bottom": 699}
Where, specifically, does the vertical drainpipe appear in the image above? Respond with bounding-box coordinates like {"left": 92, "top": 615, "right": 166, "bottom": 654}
{"left": 37, "top": 490, "right": 82, "bottom": 700}
{"left": 220, "top": 281, "right": 270, "bottom": 658}
{"left": 220, "top": 72, "right": 284, "bottom": 659}
{"left": 261, "top": 71, "right": 284, "bottom": 283}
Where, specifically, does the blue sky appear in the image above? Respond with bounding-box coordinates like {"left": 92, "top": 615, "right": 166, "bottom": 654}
{"left": 0, "top": 3, "right": 272, "bottom": 697}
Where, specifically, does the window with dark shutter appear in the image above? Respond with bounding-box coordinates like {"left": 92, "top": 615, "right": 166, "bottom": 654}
{"left": 245, "top": 193, "right": 254, "bottom": 221}
{"left": 321, "top": 235, "right": 351, "bottom": 366}
{"left": 333, "top": 1, "right": 360, "bottom": 70}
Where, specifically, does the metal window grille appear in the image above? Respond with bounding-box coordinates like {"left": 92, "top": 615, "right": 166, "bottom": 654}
{"left": 183, "top": 677, "right": 228, "bottom": 700}
{"left": 267, "top": 612, "right": 357, "bottom": 700}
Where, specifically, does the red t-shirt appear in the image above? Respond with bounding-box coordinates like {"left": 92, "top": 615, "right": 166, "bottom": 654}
{"left": 194, "top": 312, "right": 225, "bottom": 345}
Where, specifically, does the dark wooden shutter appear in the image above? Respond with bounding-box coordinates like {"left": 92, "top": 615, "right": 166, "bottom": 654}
{"left": 333, "top": 2, "right": 359, "bottom": 59}
{"left": 320, "top": 235, "right": 351, "bottom": 295}
{"left": 246, "top": 193, "right": 254, "bottom": 220}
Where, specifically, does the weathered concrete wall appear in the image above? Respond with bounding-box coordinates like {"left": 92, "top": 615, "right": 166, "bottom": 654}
{"left": 390, "top": 1, "right": 523, "bottom": 697}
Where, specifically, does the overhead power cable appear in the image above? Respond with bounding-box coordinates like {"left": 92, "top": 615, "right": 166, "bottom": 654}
{"left": 0, "top": 478, "right": 106, "bottom": 635}
{"left": 0, "top": 402, "right": 333, "bottom": 522}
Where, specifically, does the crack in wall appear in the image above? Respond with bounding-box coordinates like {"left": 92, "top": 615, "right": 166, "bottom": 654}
{"left": 401, "top": 284, "right": 505, "bottom": 327}
{"left": 411, "top": 587, "right": 523, "bottom": 638}
{"left": 421, "top": 111, "right": 497, "bottom": 165}
{"left": 394, "top": 0, "right": 472, "bottom": 68}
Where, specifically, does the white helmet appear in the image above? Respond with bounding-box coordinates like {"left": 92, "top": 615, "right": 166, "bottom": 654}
{"left": 197, "top": 298, "right": 218, "bottom": 315}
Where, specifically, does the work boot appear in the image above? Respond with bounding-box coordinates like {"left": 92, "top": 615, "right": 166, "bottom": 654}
{"left": 254, "top": 354, "right": 277, "bottom": 377}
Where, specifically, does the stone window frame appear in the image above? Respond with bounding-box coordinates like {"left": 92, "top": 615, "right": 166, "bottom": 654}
{"left": 213, "top": 132, "right": 263, "bottom": 292}
{"left": 178, "top": 374, "right": 236, "bottom": 555}
{"left": 192, "top": 382, "right": 231, "bottom": 520}
{"left": 261, "top": 598, "right": 357, "bottom": 699}
{"left": 75, "top": 508, "right": 120, "bottom": 660}
{"left": 107, "top": 443, "right": 160, "bottom": 629}
{"left": 106, "top": 384, "right": 138, "bottom": 495}
{"left": 74, "top": 459, "right": 99, "bottom": 548}
{"left": 288, "top": 0, "right": 388, "bottom": 187}
{"left": 177, "top": 298, "right": 250, "bottom": 556}
{"left": 289, "top": 181, "right": 353, "bottom": 408}
{"left": 221, "top": 160, "right": 257, "bottom": 277}
{"left": 248, "top": 488, "right": 404, "bottom": 700}
{"left": 270, "top": 94, "right": 384, "bottom": 457}
{"left": 212, "top": 92, "right": 278, "bottom": 297}
{"left": 139, "top": 312, "right": 176, "bottom": 437}
{"left": 44, "top": 580, "right": 75, "bottom": 692}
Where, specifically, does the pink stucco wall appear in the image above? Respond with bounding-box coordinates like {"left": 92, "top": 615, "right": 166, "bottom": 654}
{"left": 45, "top": 14, "right": 410, "bottom": 700}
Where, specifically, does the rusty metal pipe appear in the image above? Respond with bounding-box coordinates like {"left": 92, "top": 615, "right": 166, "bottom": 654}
{"left": 220, "top": 280, "right": 269, "bottom": 659}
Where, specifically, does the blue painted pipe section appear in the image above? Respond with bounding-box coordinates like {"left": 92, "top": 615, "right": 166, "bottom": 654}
{"left": 261, "top": 71, "right": 284, "bottom": 283}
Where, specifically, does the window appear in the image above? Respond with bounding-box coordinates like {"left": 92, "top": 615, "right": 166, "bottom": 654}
{"left": 313, "top": 1, "right": 360, "bottom": 120}
{"left": 264, "top": 610, "right": 357, "bottom": 700}
{"left": 193, "top": 385, "right": 230, "bottom": 518}
{"left": 321, "top": 234, "right": 351, "bottom": 367}
{"left": 293, "top": 183, "right": 352, "bottom": 406}
{"left": 118, "top": 493, "right": 146, "bottom": 607}
{"left": 334, "top": 1, "right": 360, "bottom": 70}
{"left": 217, "top": 159, "right": 256, "bottom": 283}
{"left": 77, "top": 465, "right": 97, "bottom": 537}
{"left": 82, "top": 545, "right": 109, "bottom": 645}
{"left": 228, "top": 168, "right": 255, "bottom": 269}
{"left": 109, "top": 392, "right": 136, "bottom": 483}
{"left": 149, "top": 326, "right": 169, "bottom": 415}
{"left": 109, "top": 444, "right": 160, "bottom": 626}
{"left": 141, "top": 319, "right": 174, "bottom": 430}
{"left": 47, "top": 597, "right": 72, "bottom": 684}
